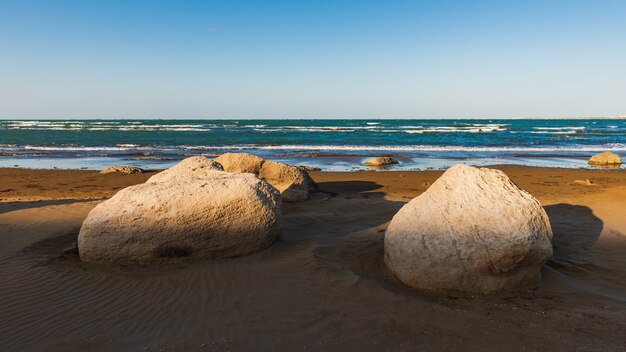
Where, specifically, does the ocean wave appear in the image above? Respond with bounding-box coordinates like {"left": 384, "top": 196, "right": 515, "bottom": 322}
{"left": 240, "top": 124, "right": 508, "bottom": 133}
{"left": 533, "top": 127, "right": 586, "bottom": 131}
{"left": 529, "top": 131, "right": 576, "bottom": 134}
{"left": 282, "top": 125, "right": 380, "bottom": 131}
{"left": 23, "top": 146, "right": 142, "bottom": 151}
{"left": 213, "top": 144, "right": 626, "bottom": 152}
{"left": 379, "top": 124, "right": 507, "bottom": 133}
{"left": 1, "top": 122, "right": 211, "bottom": 131}
{"left": 5, "top": 144, "right": 626, "bottom": 153}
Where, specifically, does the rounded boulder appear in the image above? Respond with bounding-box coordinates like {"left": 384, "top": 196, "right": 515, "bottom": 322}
{"left": 384, "top": 164, "right": 553, "bottom": 293}
{"left": 588, "top": 151, "right": 622, "bottom": 166}
{"left": 78, "top": 172, "right": 281, "bottom": 264}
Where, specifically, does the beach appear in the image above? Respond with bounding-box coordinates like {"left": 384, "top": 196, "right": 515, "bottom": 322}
{"left": 1, "top": 166, "right": 625, "bottom": 351}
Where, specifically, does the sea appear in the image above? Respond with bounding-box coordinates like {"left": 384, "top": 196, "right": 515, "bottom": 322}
{"left": 0, "top": 119, "right": 625, "bottom": 171}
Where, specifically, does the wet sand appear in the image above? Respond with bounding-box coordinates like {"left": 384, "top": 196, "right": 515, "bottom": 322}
{"left": 0, "top": 167, "right": 625, "bottom": 351}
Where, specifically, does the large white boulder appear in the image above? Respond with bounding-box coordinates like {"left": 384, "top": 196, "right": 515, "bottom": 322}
{"left": 78, "top": 169, "right": 281, "bottom": 264}
{"left": 384, "top": 164, "right": 553, "bottom": 293}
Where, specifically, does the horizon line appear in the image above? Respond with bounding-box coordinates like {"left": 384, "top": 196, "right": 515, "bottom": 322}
{"left": 1, "top": 116, "right": 625, "bottom": 121}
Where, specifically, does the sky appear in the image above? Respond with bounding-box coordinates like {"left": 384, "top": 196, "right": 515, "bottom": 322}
{"left": 0, "top": 0, "right": 625, "bottom": 119}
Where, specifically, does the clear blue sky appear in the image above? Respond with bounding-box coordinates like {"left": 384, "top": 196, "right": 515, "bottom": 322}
{"left": 1, "top": 0, "right": 625, "bottom": 119}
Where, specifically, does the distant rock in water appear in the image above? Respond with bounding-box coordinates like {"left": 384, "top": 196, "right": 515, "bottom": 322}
{"left": 588, "top": 151, "right": 622, "bottom": 166}
{"left": 384, "top": 164, "right": 553, "bottom": 293}
{"left": 363, "top": 157, "right": 399, "bottom": 166}
{"left": 100, "top": 166, "right": 144, "bottom": 174}
{"left": 78, "top": 158, "right": 281, "bottom": 264}
{"left": 215, "top": 152, "right": 316, "bottom": 201}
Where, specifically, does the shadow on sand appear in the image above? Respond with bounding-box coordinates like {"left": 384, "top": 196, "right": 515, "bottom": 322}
{"left": 0, "top": 199, "right": 101, "bottom": 215}
{"left": 325, "top": 199, "right": 606, "bottom": 295}
{"left": 544, "top": 204, "right": 604, "bottom": 272}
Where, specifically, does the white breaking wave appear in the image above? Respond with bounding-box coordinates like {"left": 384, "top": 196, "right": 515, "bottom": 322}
{"left": 18, "top": 146, "right": 145, "bottom": 151}
{"left": 1, "top": 122, "right": 210, "bottom": 131}
{"left": 534, "top": 126, "right": 585, "bottom": 130}
{"left": 530, "top": 131, "right": 575, "bottom": 135}
{"left": 207, "top": 144, "right": 626, "bottom": 152}
{"left": 6, "top": 144, "right": 625, "bottom": 153}
{"left": 393, "top": 124, "right": 508, "bottom": 133}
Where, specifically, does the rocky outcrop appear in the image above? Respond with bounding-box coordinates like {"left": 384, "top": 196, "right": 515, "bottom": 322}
{"left": 588, "top": 152, "right": 622, "bottom": 166}
{"left": 100, "top": 166, "right": 144, "bottom": 174}
{"left": 363, "top": 157, "right": 399, "bottom": 166}
{"left": 384, "top": 164, "right": 553, "bottom": 293}
{"left": 78, "top": 170, "right": 281, "bottom": 264}
{"left": 147, "top": 156, "right": 223, "bottom": 183}
{"left": 214, "top": 153, "right": 316, "bottom": 201}
{"left": 215, "top": 153, "right": 265, "bottom": 173}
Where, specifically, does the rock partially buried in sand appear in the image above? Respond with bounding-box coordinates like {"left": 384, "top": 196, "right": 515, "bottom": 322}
{"left": 215, "top": 153, "right": 316, "bottom": 201}
{"left": 147, "top": 156, "right": 223, "bottom": 183}
{"left": 384, "top": 164, "right": 553, "bottom": 293}
{"left": 588, "top": 151, "right": 622, "bottom": 166}
{"left": 296, "top": 165, "right": 322, "bottom": 172}
{"left": 78, "top": 170, "right": 281, "bottom": 264}
{"left": 573, "top": 179, "right": 594, "bottom": 186}
{"left": 363, "top": 157, "right": 399, "bottom": 166}
{"left": 259, "top": 160, "right": 311, "bottom": 202}
{"left": 100, "top": 166, "right": 144, "bottom": 174}
{"left": 215, "top": 152, "right": 265, "bottom": 173}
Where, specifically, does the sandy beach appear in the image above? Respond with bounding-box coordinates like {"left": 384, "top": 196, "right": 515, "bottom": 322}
{"left": 0, "top": 166, "right": 624, "bottom": 351}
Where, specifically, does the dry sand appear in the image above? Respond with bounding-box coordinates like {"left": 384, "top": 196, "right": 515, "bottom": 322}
{"left": 0, "top": 166, "right": 625, "bottom": 351}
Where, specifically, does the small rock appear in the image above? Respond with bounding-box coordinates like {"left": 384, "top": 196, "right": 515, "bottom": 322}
{"left": 147, "top": 156, "right": 223, "bottom": 183}
{"left": 296, "top": 165, "right": 322, "bottom": 172}
{"left": 588, "top": 151, "right": 622, "bottom": 166}
{"left": 62, "top": 242, "right": 79, "bottom": 256}
{"left": 215, "top": 152, "right": 265, "bottom": 173}
{"left": 214, "top": 153, "right": 317, "bottom": 201}
{"left": 363, "top": 157, "right": 399, "bottom": 166}
{"left": 573, "top": 179, "right": 594, "bottom": 186}
{"left": 100, "top": 166, "right": 144, "bottom": 174}
{"left": 259, "top": 161, "right": 311, "bottom": 202}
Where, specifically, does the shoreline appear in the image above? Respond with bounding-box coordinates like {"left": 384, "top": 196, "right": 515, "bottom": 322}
{"left": 1, "top": 165, "right": 625, "bottom": 203}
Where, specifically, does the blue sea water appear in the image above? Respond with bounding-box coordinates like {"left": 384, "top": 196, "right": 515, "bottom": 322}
{"left": 0, "top": 119, "right": 625, "bottom": 171}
